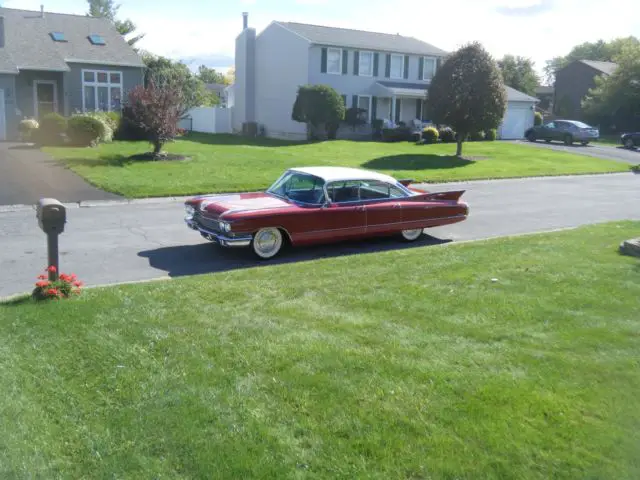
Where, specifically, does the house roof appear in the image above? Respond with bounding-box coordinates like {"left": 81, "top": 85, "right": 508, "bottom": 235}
{"left": 290, "top": 167, "right": 399, "bottom": 184}
{"left": 374, "top": 81, "right": 428, "bottom": 99}
{"left": 579, "top": 60, "right": 617, "bottom": 75}
{"left": 275, "top": 21, "right": 448, "bottom": 57}
{"left": 506, "top": 86, "right": 538, "bottom": 103}
{"left": 0, "top": 7, "right": 144, "bottom": 74}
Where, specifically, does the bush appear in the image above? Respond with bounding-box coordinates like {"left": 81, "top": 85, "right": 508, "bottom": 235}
{"left": 485, "top": 128, "right": 497, "bottom": 141}
{"left": 33, "top": 112, "right": 67, "bottom": 146}
{"left": 422, "top": 126, "right": 439, "bottom": 144}
{"left": 81, "top": 111, "right": 115, "bottom": 143}
{"left": 372, "top": 119, "right": 384, "bottom": 140}
{"left": 292, "top": 84, "right": 345, "bottom": 140}
{"left": 18, "top": 118, "right": 39, "bottom": 141}
{"left": 534, "top": 111, "right": 543, "bottom": 126}
{"left": 470, "top": 130, "right": 485, "bottom": 141}
{"left": 382, "top": 127, "right": 412, "bottom": 142}
{"left": 67, "top": 115, "right": 106, "bottom": 147}
{"left": 438, "top": 126, "right": 456, "bottom": 143}
{"left": 631, "top": 164, "right": 640, "bottom": 173}
{"left": 115, "top": 106, "right": 148, "bottom": 141}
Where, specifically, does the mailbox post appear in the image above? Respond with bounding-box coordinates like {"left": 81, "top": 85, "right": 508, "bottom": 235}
{"left": 36, "top": 199, "right": 66, "bottom": 281}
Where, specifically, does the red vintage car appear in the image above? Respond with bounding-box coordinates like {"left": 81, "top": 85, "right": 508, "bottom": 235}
{"left": 184, "top": 167, "right": 469, "bottom": 259}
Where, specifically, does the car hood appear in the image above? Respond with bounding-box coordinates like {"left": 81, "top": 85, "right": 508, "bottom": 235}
{"left": 191, "top": 192, "right": 292, "bottom": 217}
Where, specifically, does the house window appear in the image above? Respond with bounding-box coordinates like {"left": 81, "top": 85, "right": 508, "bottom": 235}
{"left": 357, "top": 95, "right": 371, "bottom": 123}
{"left": 359, "top": 51, "right": 373, "bottom": 76}
{"left": 423, "top": 57, "right": 437, "bottom": 80}
{"left": 390, "top": 54, "right": 404, "bottom": 79}
{"left": 82, "top": 69, "right": 123, "bottom": 112}
{"left": 327, "top": 48, "right": 342, "bottom": 74}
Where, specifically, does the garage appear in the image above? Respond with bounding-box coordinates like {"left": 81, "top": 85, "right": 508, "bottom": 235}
{"left": 499, "top": 86, "right": 538, "bottom": 140}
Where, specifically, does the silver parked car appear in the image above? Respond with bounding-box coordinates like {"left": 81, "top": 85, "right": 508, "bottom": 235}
{"left": 525, "top": 120, "right": 600, "bottom": 146}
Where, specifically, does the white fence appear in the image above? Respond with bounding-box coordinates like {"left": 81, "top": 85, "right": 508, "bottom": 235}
{"left": 179, "top": 106, "right": 231, "bottom": 134}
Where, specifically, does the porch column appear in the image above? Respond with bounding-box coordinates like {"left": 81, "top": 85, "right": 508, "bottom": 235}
{"left": 390, "top": 95, "right": 396, "bottom": 122}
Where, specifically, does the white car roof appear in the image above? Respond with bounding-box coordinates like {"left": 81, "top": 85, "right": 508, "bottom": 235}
{"left": 289, "top": 167, "right": 399, "bottom": 184}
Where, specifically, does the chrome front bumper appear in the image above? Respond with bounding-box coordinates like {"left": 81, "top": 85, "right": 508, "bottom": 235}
{"left": 185, "top": 217, "right": 252, "bottom": 247}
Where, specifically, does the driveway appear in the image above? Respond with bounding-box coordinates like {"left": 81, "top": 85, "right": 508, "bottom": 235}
{"left": 1, "top": 173, "right": 638, "bottom": 298}
{"left": 0, "top": 143, "right": 121, "bottom": 206}
{"left": 513, "top": 139, "right": 640, "bottom": 164}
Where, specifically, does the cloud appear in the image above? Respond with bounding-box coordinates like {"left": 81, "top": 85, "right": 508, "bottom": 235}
{"left": 496, "top": 0, "right": 555, "bottom": 16}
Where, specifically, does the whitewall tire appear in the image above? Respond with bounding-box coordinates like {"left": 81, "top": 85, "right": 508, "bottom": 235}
{"left": 252, "top": 228, "right": 283, "bottom": 259}
{"left": 401, "top": 228, "right": 424, "bottom": 242}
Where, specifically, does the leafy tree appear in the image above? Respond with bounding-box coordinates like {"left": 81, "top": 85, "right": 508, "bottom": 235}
{"left": 224, "top": 67, "right": 235, "bottom": 85}
{"left": 197, "top": 65, "right": 226, "bottom": 85}
{"left": 127, "top": 82, "right": 183, "bottom": 157}
{"left": 543, "top": 36, "right": 640, "bottom": 84}
{"left": 292, "top": 85, "right": 345, "bottom": 140}
{"left": 497, "top": 55, "right": 539, "bottom": 95}
{"left": 344, "top": 107, "right": 367, "bottom": 131}
{"left": 426, "top": 42, "right": 507, "bottom": 156}
{"left": 582, "top": 44, "right": 640, "bottom": 131}
{"left": 86, "top": 0, "right": 144, "bottom": 46}
{"left": 141, "top": 53, "right": 216, "bottom": 113}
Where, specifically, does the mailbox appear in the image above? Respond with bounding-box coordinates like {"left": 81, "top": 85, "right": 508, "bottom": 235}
{"left": 37, "top": 198, "right": 66, "bottom": 234}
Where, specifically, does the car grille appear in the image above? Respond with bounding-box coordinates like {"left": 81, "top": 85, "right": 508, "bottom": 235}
{"left": 193, "top": 211, "right": 221, "bottom": 233}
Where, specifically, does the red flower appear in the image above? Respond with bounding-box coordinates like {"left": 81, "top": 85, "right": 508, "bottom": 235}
{"left": 38, "top": 274, "right": 47, "bottom": 280}
{"left": 35, "top": 281, "right": 49, "bottom": 288}
{"left": 47, "top": 266, "right": 57, "bottom": 273}
{"left": 46, "top": 288, "right": 59, "bottom": 296}
{"left": 73, "top": 281, "right": 83, "bottom": 287}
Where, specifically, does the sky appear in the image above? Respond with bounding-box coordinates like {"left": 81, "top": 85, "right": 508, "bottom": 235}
{"left": 3, "top": 0, "right": 639, "bottom": 80}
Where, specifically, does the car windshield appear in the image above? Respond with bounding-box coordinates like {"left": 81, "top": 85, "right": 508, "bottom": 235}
{"left": 570, "top": 121, "right": 592, "bottom": 129}
{"left": 267, "top": 171, "right": 326, "bottom": 205}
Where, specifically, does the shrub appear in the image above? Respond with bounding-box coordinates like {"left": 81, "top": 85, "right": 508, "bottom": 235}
{"left": 422, "top": 126, "right": 439, "bottom": 144}
{"left": 18, "top": 118, "right": 39, "bottom": 141}
{"left": 372, "top": 119, "right": 384, "bottom": 140}
{"left": 438, "top": 126, "right": 456, "bottom": 143}
{"left": 33, "top": 112, "right": 67, "bottom": 146}
{"left": 534, "top": 111, "right": 543, "bottom": 126}
{"left": 485, "top": 128, "right": 497, "bottom": 141}
{"left": 32, "top": 265, "right": 83, "bottom": 301}
{"left": 382, "top": 126, "right": 412, "bottom": 142}
{"left": 67, "top": 115, "right": 106, "bottom": 146}
{"left": 292, "top": 84, "right": 345, "bottom": 140}
{"left": 470, "top": 130, "right": 485, "bottom": 141}
{"left": 631, "top": 164, "right": 640, "bottom": 173}
{"left": 344, "top": 107, "right": 367, "bottom": 131}
{"left": 81, "top": 112, "right": 114, "bottom": 143}
{"left": 115, "top": 106, "right": 148, "bottom": 141}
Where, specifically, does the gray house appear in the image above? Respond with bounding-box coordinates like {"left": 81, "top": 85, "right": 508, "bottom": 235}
{"left": 0, "top": 6, "right": 144, "bottom": 140}
{"left": 233, "top": 14, "right": 538, "bottom": 140}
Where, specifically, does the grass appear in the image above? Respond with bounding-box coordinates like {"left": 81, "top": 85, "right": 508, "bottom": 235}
{"left": 2, "top": 222, "right": 640, "bottom": 479}
{"left": 593, "top": 134, "right": 622, "bottom": 147}
{"left": 44, "top": 133, "right": 629, "bottom": 197}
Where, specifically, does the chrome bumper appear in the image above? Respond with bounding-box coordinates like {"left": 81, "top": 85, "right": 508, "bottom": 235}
{"left": 185, "top": 218, "right": 252, "bottom": 247}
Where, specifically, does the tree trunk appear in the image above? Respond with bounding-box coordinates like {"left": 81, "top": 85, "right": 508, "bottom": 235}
{"left": 153, "top": 140, "right": 163, "bottom": 157}
{"left": 456, "top": 137, "right": 464, "bottom": 156}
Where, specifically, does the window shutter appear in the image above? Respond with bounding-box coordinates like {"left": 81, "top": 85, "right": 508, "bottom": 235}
{"left": 418, "top": 57, "right": 424, "bottom": 80}
{"left": 373, "top": 53, "right": 379, "bottom": 77}
{"left": 371, "top": 96, "right": 377, "bottom": 121}
{"left": 321, "top": 48, "right": 327, "bottom": 73}
{"left": 353, "top": 51, "right": 359, "bottom": 76}
{"left": 342, "top": 49, "right": 348, "bottom": 74}
{"left": 385, "top": 54, "right": 391, "bottom": 78}
{"left": 403, "top": 55, "right": 409, "bottom": 79}
{"left": 395, "top": 98, "right": 401, "bottom": 123}
{"left": 342, "top": 95, "right": 347, "bottom": 107}
{"left": 352, "top": 95, "right": 358, "bottom": 108}
{"left": 415, "top": 99, "right": 421, "bottom": 120}
{"left": 437, "top": 57, "right": 443, "bottom": 69}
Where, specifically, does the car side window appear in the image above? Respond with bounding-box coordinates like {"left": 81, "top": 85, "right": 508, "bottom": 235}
{"left": 544, "top": 122, "right": 555, "bottom": 129}
{"left": 360, "top": 180, "right": 408, "bottom": 200}
{"left": 327, "top": 181, "right": 361, "bottom": 203}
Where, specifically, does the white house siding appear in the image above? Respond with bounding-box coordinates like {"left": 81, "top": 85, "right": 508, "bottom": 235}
{"left": 254, "top": 23, "right": 309, "bottom": 140}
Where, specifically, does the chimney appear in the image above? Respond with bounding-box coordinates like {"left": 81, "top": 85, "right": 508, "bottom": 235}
{"left": 0, "top": 17, "right": 4, "bottom": 49}
{"left": 242, "top": 12, "right": 248, "bottom": 30}
{"left": 40, "top": 5, "right": 45, "bottom": 18}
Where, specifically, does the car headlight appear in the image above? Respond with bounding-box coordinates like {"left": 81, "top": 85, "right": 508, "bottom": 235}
{"left": 219, "top": 221, "right": 231, "bottom": 232}
{"left": 185, "top": 205, "right": 195, "bottom": 218}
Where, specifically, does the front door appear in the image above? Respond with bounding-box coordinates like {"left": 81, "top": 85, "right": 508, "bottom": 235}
{"left": 34, "top": 81, "right": 58, "bottom": 119}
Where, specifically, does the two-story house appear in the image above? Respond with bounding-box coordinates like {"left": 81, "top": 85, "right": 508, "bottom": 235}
{"left": 232, "top": 14, "right": 538, "bottom": 140}
{"left": 0, "top": 6, "right": 144, "bottom": 140}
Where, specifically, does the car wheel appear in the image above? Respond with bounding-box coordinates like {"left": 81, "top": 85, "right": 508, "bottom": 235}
{"left": 545, "top": 139, "right": 551, "bottom": 143}
{"left": 526, "top": 132, "right": 537, "bottom": 142}
{"left": 581, "top": 141, "right": 589, "bottom": 146}
{"left": 252, "top": 228, "right": 283, "bottom": 259}
{"left": 624, "top": 138, "right": 635, "bottom": 149}
{"left": 564, "top": 134, "right": 573, "bottom": 146}
{"left": 400, "top": 228, "right": 424, "bottom": 242}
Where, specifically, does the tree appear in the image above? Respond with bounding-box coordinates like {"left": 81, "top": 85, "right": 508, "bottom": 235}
{"left": 497, "top": 55, "right": 539, "bottom": 95}
{"left": 142, "top": 53, "right": 216, "bottom": 114}
{"left": 196, "top": 65, "right": 226, "bottom": 85}
{"left": 291, "top": 85, "right": 345, "bottom": 140}
{"left": 426, "top": 42, "right": 507, "bottom": 156}
{"left": 582, "top": 43, "right": 640, "bottom": 131}
{"left": 127, "top": 82, "right": 183, "bottom": 157}
{"left": 224, "top": 67, "right": 235, "bottom": 85}
{"left": 543, "top": 36, "right": 640, "bottom": 84}
{"left": 87, "top": 0, "right": 144, "bottom": 47}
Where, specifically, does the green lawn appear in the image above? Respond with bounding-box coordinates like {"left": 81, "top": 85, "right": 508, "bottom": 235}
{"left": 45, "top": 133, "right": 629, "bottom": 197}
{"left": 2, "top": 222, "right": 640, "bottom": 478}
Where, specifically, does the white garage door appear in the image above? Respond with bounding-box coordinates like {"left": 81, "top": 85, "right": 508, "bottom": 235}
{"left": 0, "top": 89, "right": 6, "bottom": 141}
{"left": 500, "top": 103, "right": 533, "bottom": 140}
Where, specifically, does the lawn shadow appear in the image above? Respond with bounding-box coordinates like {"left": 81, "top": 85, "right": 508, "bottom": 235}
{"left": 362, "top": 154, "right": 474, "bottom": 171}
{"left": 0, "top": 294, "right": 33, "bottom": 306}
{"left": 181, "top": 132, "right": 307, "bottom": 148}
{"left": 57, "top": 154, "right": 132, "bottom": 168}
{"left": 138, "top": 234, "right": 452, "bottom": 278}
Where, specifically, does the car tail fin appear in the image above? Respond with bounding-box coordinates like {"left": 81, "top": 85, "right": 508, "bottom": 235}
{"left": 423, "top": 190, "right": 466, "bottom": 202}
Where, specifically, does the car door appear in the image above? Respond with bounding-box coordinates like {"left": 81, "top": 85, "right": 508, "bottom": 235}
{"left": 540, "top": 121, "right": 555, "bottom": 140}
{"left": 359, "top": 180, "right": 404, "bottom": 234}
{"left": 553, "top": 121, "right": 568, "bottom": 141}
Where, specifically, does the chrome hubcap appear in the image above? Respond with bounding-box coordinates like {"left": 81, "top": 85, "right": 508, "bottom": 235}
{"left": 402, "top": 229, "right": 423, "bottom": 240}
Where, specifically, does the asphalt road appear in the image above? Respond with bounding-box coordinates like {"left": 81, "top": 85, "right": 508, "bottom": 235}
{"left": 1, "top": 173, "right": 639, "bottom": 298}
{"left": 514, "top": 140, "right": 640, "bottom": 164}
